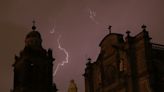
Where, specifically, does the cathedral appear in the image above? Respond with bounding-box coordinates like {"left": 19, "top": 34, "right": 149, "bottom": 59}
{"left": 84, "top": 25, "right": 164, "bottom": 92}
{"left": 12, "top": 21, "right": 57, "bottom": 92}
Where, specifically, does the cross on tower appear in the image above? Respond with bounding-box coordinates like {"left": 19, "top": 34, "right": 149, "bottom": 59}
{"left": 126, "top": 30, "right": 131, "bottom": 37}
{"left": 108, "top": 25, "right": 112, "bottom": 34}
{"left": 86, "top": 57, "right": 92, "bottom": 66}
{"left": 32, "top": 20, "right": 36, "bottom": 31}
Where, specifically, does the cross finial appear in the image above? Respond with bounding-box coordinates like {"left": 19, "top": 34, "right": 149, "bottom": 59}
{"left": 32, "top": 20, "right": 36, "bottom": 31}
{"left": 141, "top": 24, "right": 147, "bottom": 31}
{"left": 108, "top": 25, "right": 112, "bottom": 34}
{"left": 86, "top": 57, "right": 92, "bottom": 66}
{"left": 126, "top": 30, "right": 131, "bottom": 37}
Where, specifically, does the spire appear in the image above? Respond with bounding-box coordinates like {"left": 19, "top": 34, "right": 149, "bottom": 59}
{"left": 32, "top": 20, "right": 36, "bottom": 31}
{"left": 108, "top": 25, "right": 112, "bottom": 34}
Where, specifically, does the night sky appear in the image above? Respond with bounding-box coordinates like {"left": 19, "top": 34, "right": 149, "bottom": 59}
{"left": 0, "top": 0, "right": 164, "bottom": 92}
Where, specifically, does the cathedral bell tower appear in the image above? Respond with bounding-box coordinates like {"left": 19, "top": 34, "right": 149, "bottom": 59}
{"left": 12, "top": 21, "right": 57, "bottom": 92}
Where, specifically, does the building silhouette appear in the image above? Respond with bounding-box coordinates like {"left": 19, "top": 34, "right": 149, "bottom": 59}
{"left": 12, "top": 21, "right": 57, "bottom": 92}
{"left": 84, "top": 25, "right": 164, "bottom": 92}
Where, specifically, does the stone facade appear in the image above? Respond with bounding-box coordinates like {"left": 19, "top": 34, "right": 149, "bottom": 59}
{"left": 12, "top": 23, "right": 57, "bottom": 92}
{"left": 84, "top": 25, "right": 164, "bottom": 92}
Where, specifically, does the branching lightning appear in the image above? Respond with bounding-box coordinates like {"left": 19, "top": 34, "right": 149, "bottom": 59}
{"left": 88, "top": 8, "right": 99, "bottom": 24}
{"left": 50, "top": 24, "right": 56, "bottom": 34}
{"left": 53, "top": 35, "right": 69, "bottom": 76}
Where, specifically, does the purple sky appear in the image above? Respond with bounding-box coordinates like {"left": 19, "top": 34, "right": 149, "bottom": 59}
{"left": 0, "top": 0, "right": 164, "bottom": 92}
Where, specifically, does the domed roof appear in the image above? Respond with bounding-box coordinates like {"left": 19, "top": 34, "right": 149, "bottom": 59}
{"left": 26, "top": 31, "right": 41, "bottom": 39}
{"left": 25, "top": 20, "right": 41, "bottom": 40}
{"left": 24, "top": 21, "right": 43, "bottom": 48}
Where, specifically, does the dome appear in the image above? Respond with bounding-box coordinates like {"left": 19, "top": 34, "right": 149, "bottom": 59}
{"left": 26, "top": 31, "right": 41, "bottom": 39}
{"left": 25, "top": 21, "right": 42, "bottom": 48}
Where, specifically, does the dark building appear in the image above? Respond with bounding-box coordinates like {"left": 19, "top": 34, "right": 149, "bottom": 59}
{"left": 84, "top": 25, "right": 164, "bottom": 92}
{"left": 12, "top": 22, "right": 57, "bottom": 92}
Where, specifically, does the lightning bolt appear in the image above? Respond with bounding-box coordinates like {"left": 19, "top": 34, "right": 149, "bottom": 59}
{"left": 50, "top": 24, "right": 56, "bottom": 34}
{"left": 53, "top": 35, "right": 69, "bottom": 76}
{"left": 88, "top": 8, "right": 99, "bottom": 24}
